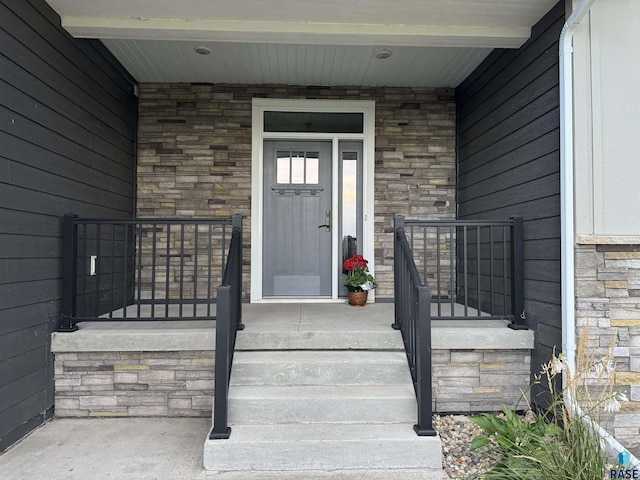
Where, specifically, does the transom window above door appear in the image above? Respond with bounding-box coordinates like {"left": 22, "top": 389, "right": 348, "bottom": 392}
{"left": 276, "top": 151, "right": 319, "bottom": 185}
{"left": 265, "top": 111, "right": 363, "bottom": 133}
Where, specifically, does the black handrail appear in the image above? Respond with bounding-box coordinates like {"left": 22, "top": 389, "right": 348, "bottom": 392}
{"left": 399, "top": 216, "right": 526, "bottom": 329}
{"left": 393, "top": 216, "right": 436, "bottom": 436}
{"left": 59, "top": 214, "right": 239, "bottom": 331}
{"left": 210, "top": 214, "right": 244, "bottom": 440}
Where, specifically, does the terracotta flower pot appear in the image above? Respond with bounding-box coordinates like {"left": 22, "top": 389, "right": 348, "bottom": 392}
{"left": 348, "top": 291, "right": 368, "bottom": 307}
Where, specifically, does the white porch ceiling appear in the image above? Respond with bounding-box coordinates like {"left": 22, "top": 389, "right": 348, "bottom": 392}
{"left": 45, "top": 0, "right": 559, "bottom": 87}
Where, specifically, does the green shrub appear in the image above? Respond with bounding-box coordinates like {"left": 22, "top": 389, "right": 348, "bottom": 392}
{"left": 470, "top": 328, "right": 627, "bottom": 480}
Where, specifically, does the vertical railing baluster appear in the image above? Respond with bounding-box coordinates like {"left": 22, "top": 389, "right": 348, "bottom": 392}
{"left": 137, "top": 222, "right": 143, "bottom": 318}
{"left": 221, "top": 224, "right": 227, "bottom": 280}
{"left": 109, "top": 225, "right": 115, "bottom": 318}
{"left": 463, "top": 226, "right": 468, "bottom": 316}
{"left": 179, "top": 224, "right": 185, "bottom": 318}
{"left": 165, "top": 224, "right": 171, "bottom": 318}
{"left": 207, "top": 224, "right": 213, "bottom": 318}
{"left": 410, "top": 225, "right": 414, "bottom": 254}
{"left": 422, "top": 226, "right": 427, "bottom": 285}
{"left": 95, "top": 224, "right": 102, "bottom": 318}
{"left": 436, "top": 226, "right": 441, "bottom": 316}
{"left": 489, "top": 226, "right": 495, "bottom": 316}
{"left": 450, "top": 225, "right": 454, "bottom": 316}
{"left": 194, "top": 223, "right": 199, "bottom": 318}
{"left": 151, "top": 222, "right": 157, "bottom": 318}
{"left": 122, "top": 224, "right": 129, "bottom": 319}
{"left": 476, "top": 226, "right": 481, "bottom": 316}
{"left": 503, "top": 225, "right": 508, "bottom": 317}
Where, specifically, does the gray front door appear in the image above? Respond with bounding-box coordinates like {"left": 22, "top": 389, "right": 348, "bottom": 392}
{"left": 263, "top": 141, "right": 332, "bottom": 296}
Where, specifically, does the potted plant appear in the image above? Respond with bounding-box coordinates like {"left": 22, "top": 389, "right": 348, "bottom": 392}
{"left": 343, "top": 254, "right": 377, "bottom": 306}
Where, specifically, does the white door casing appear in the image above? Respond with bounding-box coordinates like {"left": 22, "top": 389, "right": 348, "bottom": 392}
{"left": 251, "top": 99, "right": 375, "bottom": 302}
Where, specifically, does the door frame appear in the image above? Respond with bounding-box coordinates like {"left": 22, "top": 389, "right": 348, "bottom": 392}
{"left": 250, "top": 98, "right": 376, "bottom": 302}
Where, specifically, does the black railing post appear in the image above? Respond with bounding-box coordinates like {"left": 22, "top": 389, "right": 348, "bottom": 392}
{"left": 231, "top": 214, "right": 244, "bottom": 331}
{"left": 414, "top": 284, "right": 436, "bottom": 436}
{"left": 393, "top": 215, "right": 405, "bottom": 330}
{"left": 210, "top": 284, "right": 232, "bottom": 440}
{"left": 508, "top": 216, "right": 527, "bottom": 330}
{"left": 60, "top": 214, "right": 79, "bottom": 332}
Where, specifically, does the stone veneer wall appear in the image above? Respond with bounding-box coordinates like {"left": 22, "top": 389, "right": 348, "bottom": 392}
{"left": 54, "top": 352, "right": 214, "bottom": 417}
{"left": 575, "top": 241, "right": 640, "bottom": 457}
{"left": 433, "top": 349, "right": 530, "bottom": 412}
{"left": 136, "top": 84, "right": 457, "bottom": 298}
{"left": 53, "top": 347, "right": 529, "bottom": 417}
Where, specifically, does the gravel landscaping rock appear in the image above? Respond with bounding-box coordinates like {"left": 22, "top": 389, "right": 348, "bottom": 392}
{"left": 435, "top": 412, "right": 619, "bottom": 480}
{"left": 434, "top": 414, "right": 495, "bottom": 479}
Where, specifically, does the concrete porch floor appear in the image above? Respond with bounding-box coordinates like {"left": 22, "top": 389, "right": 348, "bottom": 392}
{"left": 53, "top": 302, "right": 533, "bottom": 352}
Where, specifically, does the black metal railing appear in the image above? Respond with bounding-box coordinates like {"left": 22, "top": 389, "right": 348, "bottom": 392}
{"left": 393, "top": 219, "right": 436, "bottom": 436}
{"left": 210, "top": 219, "right": 244, "bottom": 440}
{"left": 59, "top": 214, "right": 242, "bottom": 331}
{"left": 395, "top": 215, "right": 526, "bottom": 329}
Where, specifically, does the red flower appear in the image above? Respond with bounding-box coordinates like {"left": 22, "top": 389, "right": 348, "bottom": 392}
{"left": 343, "top": 254, "right": 368, "bottom": 272}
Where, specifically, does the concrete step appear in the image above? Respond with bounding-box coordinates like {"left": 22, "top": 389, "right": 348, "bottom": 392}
{"left": 235, "top": 330, "right": 404, "bottom": 351}
{"left": 204, "top": 423, "right": 442, "bottom": 472}
{"left": 228, "top": 385, "right": 417, "bottom": 424}
{"left": 230, "top": 351, "right": 413, "bottom": 386}
{"left": 204, "top": 308, "right": 442, "bottom": 474}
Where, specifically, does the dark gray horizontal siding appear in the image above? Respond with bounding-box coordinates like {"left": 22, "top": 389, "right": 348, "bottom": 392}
{"left": 1, "top": 1, "right": 136, "bottom": 125}
{"left": 0, "top": 0, "right": 136, "bottom": 451}
{"left": 1, "top": 234, "right": 60, "bottom": 259}
{"left": 2, "top": 258, "right": 62, "bottom": 284}
{"left": 0, "top": 183, "right": 134, "bottom": 218}
{"left": 1, "top": 133, "right": 134, "bottom": 193}
{"left": 456, "top": 1, "right": 564, "bottom": 395}
{"left": 0, "top": 347, "right": 48, "bottom": 389}
{"left": 0, "top": 304, "right": 52, "bottom": 336}
{"left": 0, "top": 210, "right": 60, "bottom": 236}
{"left": 457, "top": 13, "right": 565, "bottom": 121}
{"left": 1, "top": 105, "right": 134, "bottom": 177}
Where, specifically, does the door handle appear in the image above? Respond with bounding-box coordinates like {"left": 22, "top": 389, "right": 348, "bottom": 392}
{"left": 318, "top": 209, "right": 331, "bottom": 232}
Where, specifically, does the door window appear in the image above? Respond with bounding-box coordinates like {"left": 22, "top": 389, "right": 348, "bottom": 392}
{"left": 276, "top": 151, "right": 320, "bottom": 185}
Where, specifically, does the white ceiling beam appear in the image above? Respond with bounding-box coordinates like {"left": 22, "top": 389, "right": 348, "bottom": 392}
{"left": 60, "top": 15, "right": 532, "bottom": 48}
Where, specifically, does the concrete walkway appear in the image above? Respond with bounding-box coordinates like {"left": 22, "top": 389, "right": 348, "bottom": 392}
{"left": 0, "top": 417, "right": 449, "bottom": 480}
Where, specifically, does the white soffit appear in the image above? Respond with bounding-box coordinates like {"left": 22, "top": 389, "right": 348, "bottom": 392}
{"left": 45, "top": 0, "right": 558, "bottom": 86}
{"left": 102, "top": 40, "right": 492, "bottom": 87}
